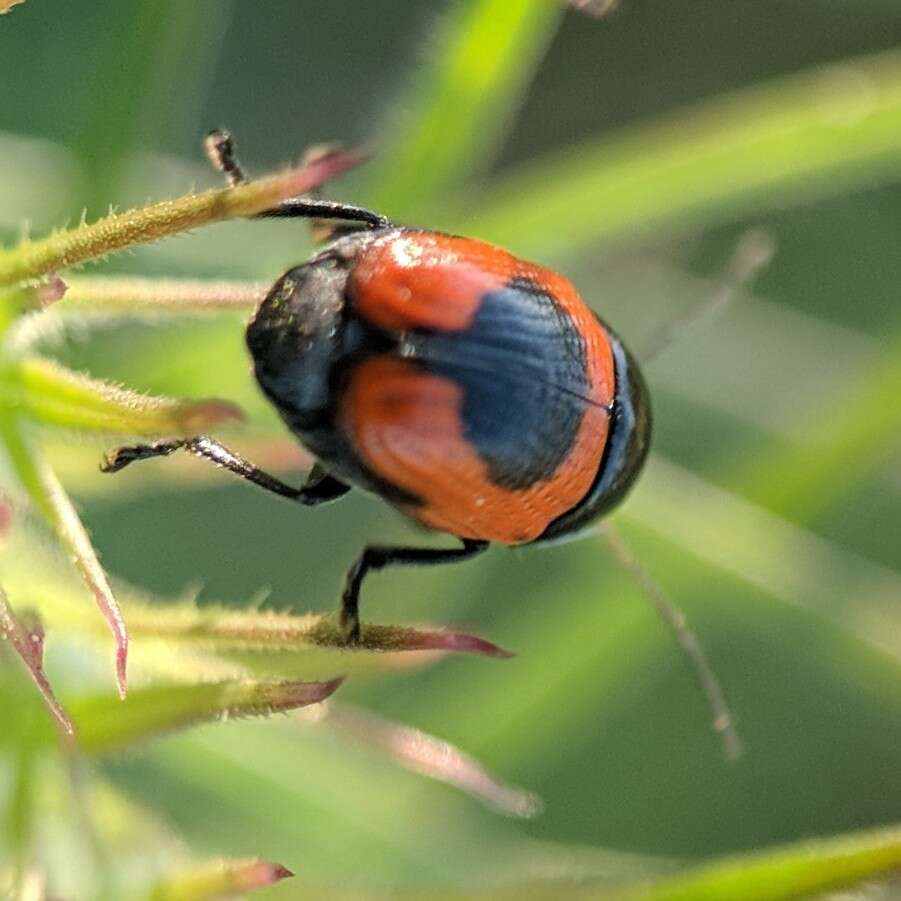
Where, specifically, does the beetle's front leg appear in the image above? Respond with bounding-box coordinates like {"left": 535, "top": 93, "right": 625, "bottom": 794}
{"left": 101, "top": 435, "right": 350, "bottom": 506}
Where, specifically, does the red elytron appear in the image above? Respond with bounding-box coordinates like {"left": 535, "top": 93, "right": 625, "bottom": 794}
{"left": 340, "top": 230, "right": 617, "bottom": 544}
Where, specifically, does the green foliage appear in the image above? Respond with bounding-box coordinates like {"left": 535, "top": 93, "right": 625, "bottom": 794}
{"left": 614, "top": 824, "right": 901, "bottom": 901}
{"left": 1, "top": 1, "right": 900, "bottom": 899}
{"left": 365, "top": 0, "right": 563, "bottom": 218}
{"left": 463, "top": 48, "right": 901, "bottom": 258}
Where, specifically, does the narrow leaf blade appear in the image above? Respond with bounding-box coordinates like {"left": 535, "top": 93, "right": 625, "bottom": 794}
{"left": 323, "top": 703, "right": 541, "bottom": 818}
{"left": 148, "top": 858, "right": 293, "bottom": 901}
{"left": 73, "top": 676, "right": 344, "bottom": 755}
{"left": 614, "top": 822, "right": 901, "bottom": 901}
{"left": 0, "top": 589, "right": 73, "bottom": 735}
{"left": 0, "top": 415, "right": 129, "bottom": 696}
{"left": 365, "top": 0, "right": 562, "bottom": 218}
{"left": 117, "top": 602, "right": 514, "bottom": 659}
{"left": 10, "top": 357, "right": 243, "bottom": 436}
{"left": 464, "top": 48, "right": 901, "bottom": 258}
{"left": 734, "top": 327, "right": 901, "bottom": 518}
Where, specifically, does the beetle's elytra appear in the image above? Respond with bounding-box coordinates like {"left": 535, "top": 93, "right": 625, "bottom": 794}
{"left": 102, "top": 131, "right": 651, "bottom": 640}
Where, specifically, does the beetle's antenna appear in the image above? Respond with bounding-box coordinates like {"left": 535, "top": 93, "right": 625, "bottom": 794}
{"left": 600, "top": 523, "right": 742, "bottom": 761}
{"left": 639, "top": 229, "right": 775, "bottom": 364}
{"left": 203, "top": 129, "right": 392, "bottom": 235}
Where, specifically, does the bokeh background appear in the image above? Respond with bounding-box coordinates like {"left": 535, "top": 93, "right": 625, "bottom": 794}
{"left": 1, "top": 1, "right": 901, "bottom": 898}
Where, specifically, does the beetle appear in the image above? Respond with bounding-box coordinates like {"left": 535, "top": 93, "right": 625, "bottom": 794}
{"left": 101, "top": 131, "right": 651, "bottom": 642}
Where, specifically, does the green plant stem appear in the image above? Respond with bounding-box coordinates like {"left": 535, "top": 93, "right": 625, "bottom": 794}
{"left": 60, "top": 276, "right": 265, "bottom": 313}
{"left": 0, "top": 151, "right": 364, "bottom": 288}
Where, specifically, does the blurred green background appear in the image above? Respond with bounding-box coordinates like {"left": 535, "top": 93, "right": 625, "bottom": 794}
{"left": 2, "top": 1, "right": 901, "bottom": 898}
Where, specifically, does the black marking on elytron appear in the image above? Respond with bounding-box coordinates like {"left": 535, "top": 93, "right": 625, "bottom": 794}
{"left": 410, "top": 275, "right": 592, "bottom": 491}
{"left": 535, "top": 324, "right": 651, "bottom": 544}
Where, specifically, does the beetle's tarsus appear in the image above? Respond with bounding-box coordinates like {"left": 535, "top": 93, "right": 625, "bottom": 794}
{"left": 204, "top": 129, "right": 245, "bottom": 186}
{"left": 100, "top": 435, "right": 349, "bottom": 507}
{"left": 101, "top": 439, "right": 183, "bottom": 473}
{"left": 339, "top": 609, "right": 362, "bottom": 645}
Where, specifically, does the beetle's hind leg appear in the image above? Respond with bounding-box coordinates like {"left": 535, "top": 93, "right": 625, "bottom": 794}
{"left": 340, "top": 539, "right": 489, "bottom": 642}
{"left": 203, "top": 129, "right": 392, "bottom": 234}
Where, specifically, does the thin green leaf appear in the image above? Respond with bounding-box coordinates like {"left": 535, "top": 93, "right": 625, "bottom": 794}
{"left": 625, "top": 454, "right": 901, "bottom": 663}
{"left": 322, "top": 703, "right": 541, "bottom": 818}
{"left": 5, "top": 357, "right": 243, "bottom": 435}
{"left": 356, "top": 824, "right": 901, "bottom": 899}
{"left": 147, "top": 858, "right": 293, "bottom": 901}
{"left": 0, "top": 414, "right": 129, "bottom": 696}
{"left": 71, "top": 4, "right": 220, "bottom": 220}
{"left": 0, "top": 535, "right": 512, "bottom": 684}
{"left": 365, "top": 0, "right": 562, "bottom": 218}
{"left": 155, "top": 722, "right": 659, "bottom": 894}
{"left": 71, "top": 677, "right": 344, "bottom": 755}
{"left": 463, "top": 48, "right": 901, "bottom": 258}
{"left": 0, "top": 588, "right": 73, "bottom": 734}
{"left": 114, "top": 601, "right": 514, "bottom": 660}
{"left": 0, "top": 149, "right": 366, "bottom": 288}
{"left": 612, "top": 822, "right": 901, "bottom": 901}
{"left": 734, "top": 326, "right": 901, "bottom": 518}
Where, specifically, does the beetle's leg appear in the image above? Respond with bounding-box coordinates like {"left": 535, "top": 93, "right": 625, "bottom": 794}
{"left": 638, "top": 230, "right": 774, "bottom": 364}
{"left": 100, "top": 435, "right": 349, "bottom": 506}
{"left": 300, "top": 462, "right": 352, "bottom": 504}
{"left": 340, "top": 539, "right": 489, "bottom": 642}
{"left": 204, "top": 128, "right": 247, "bottom": 186}
{"left": 600, "top": 524, "right": 741, "bottom": 760}
{"left": 259, "top": 197, "right": 392, "bottom": 229}
{"left": 204, "top": 129, "right": 392, "bottom": 230}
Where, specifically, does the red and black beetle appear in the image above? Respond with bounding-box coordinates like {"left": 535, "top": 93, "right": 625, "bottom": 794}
{"left": 102, "top": 132, "right": 651, "bottom": 641}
